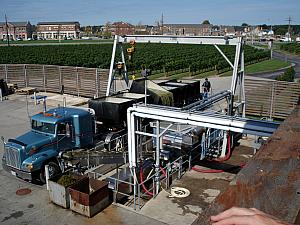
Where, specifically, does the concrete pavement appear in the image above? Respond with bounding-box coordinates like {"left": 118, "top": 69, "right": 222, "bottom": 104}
{"left": 0, "top": 95, "right": 165, "bottom": 225}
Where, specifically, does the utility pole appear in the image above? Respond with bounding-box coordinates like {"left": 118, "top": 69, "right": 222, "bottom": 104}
{"left": 58, "top": 25, "right": 61, "bottom": 43}
{"left": 286, "top": 16, "right": 292, "bottom": 41}
{"left": 161, "top": 13, "right": 164, "bottom": 35}
{"left": 5, "top": 14, "right": 10, "bottom": 46}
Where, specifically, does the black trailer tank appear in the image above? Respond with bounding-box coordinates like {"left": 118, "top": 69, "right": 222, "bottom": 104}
{"left": 179, "top": 80, "right": 200, "bottom": 101}
{"left": 159, "top": 85, "right": 182, "bottom": 107}
{"left": 89, "top": 96, "right": 135, "bottom": 129}
{"left": 130, "top": 79, "right": 174, "bottom": 106}
{"left": 88, "top": 93, "right": 148, "bottom": 129}
{"left": 115, "top": 92, "right": 148, "bottom": 103}
{"left": 159, "top": 80, "right": 200, "bottom": 105}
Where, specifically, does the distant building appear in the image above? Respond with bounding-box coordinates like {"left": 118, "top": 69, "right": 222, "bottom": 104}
{"left": 162, "top": 24, "right": 213, "bottom": 36}
{"left": 134, "top": 25, "right": 151, "bottom": 35}
{"left": 233, "top": 26, "right": 246, "bottom": 36}
{"left": 0, "top": 21, "right": 32, "bottom": 40}
{"left": 37, "top": 22, "right": 80, "bottom": 40}
{"left": 220, "top": 25, "right": 236, "bottom": 36}
{"left": 102, "top": 22, "right": 135, "bottom": 36}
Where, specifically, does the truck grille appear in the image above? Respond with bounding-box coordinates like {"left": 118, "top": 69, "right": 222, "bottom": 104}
{"left": 4, "top": 147, "right": 21, "bottom": 169}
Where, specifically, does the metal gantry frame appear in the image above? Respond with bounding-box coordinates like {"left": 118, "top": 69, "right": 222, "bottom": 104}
{"left": 106, "top": 35, "right": 246, "bottom": 111}
{"left": 106, "top": 34, "right": 252, "bottom": 204}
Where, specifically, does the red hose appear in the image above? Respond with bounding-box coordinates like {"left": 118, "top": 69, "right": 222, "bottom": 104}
{"left": 192, "top": 132, "right": 245, "bottom": 173}
{"left": 140, "top": 166, "right": 154, "bottom": 196}
{"left": 160, "top": 167, "right": 167, "bottom": 177}
{"left": 192, "top": 167, "right": 225, "bottom": 173}
{"left": 212, "top": 131, "right": 231, "bottom": 162}
{"left": 140, "top": 166, "right": 167, "bottom": 197}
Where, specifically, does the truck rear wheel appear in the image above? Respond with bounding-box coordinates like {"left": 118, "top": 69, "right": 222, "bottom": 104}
{"left": 39, "top": 161, "right": 61, "bottom": 184}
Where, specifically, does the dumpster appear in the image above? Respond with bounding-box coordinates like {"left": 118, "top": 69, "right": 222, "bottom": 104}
{"left": 68, "top": 177, "right": 111, "bottom": 217}
{"left": 48, "top": 171, "right": 85, "bottom": 208}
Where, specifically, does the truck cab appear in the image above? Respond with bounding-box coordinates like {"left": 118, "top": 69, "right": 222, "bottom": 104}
{"left": 2, "top": 107, "right": 95, "bottom": 183}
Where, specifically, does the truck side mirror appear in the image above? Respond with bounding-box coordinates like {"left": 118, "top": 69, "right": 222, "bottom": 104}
{"left": 66, "top": 123, "right": 71, "bottom": 138}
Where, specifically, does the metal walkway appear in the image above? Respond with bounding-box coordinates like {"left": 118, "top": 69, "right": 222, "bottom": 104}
{"left": 127, "top": 103, "right": 280, "bottom": 168}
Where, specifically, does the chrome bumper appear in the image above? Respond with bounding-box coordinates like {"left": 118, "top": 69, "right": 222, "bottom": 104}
{"left": 2, "top": 158, "right": 33, "bottom": 181}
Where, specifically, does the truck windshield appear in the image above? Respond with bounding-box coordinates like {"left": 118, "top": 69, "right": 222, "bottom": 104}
{"left": 32, "top": 120, "right": 55, "bottom": 134}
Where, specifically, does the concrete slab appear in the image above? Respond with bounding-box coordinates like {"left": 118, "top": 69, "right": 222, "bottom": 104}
{"left": 139, "top": 170, "right": 236, "bottom": 225}
{"left": 140, "top": 188, "right": 201, "bottom": 225}
{"left": 138, "top": 145, "right": 254, "bottom": 225}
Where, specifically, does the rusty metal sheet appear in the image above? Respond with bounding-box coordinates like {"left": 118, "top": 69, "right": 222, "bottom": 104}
{"left": 193, "top": 104, "right": 300, "bottom": 225}
{"left": 68, "top": 177, "right": 109, "bottom": 206}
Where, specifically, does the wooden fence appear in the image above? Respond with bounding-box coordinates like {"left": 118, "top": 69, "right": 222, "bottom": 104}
{"left": 0, "top": 64, "right": 109, "bottom": 98}
{"left": 245, "top": 77, "right": 300, "bottom": 119}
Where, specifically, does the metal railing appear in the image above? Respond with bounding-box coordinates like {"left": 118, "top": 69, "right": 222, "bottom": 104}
{"left": 201, "top": 128, "right": 224, "bottom": 159}
{"left": 88, "top": 144, "right": 201, "bottom": 211}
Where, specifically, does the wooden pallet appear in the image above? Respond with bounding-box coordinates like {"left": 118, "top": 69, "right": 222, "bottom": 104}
{"left": 16, "top": 87, "right": 38, "bottom": 95}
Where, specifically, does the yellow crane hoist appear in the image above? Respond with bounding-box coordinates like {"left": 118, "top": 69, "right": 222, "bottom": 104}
{"left": 127, "top": 40, "right": 136, "bottom": 60}
{"left": 116, "top": 62, "right": 124, "bottom": 75}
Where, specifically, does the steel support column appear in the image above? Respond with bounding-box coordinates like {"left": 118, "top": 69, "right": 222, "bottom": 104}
{"left": 155, "top": 120, "right": 160, "bottom": 196}
{"left": 214, "top": 44, "right": 234, "bottom": 69}
{"left": 120, "top": 44, "right": 129, "bottom": 87}
{"left": 106, "top": 35, "right": 118, "bottom": 96}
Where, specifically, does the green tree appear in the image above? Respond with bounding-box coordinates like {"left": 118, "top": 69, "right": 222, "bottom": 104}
{"left": 276, "top": 67, "right": 295, "bottom": 82}
{"left": 260, "top": 24, "right": 269, "bottom": 30}
{"left": 202, "top": 20, "right": 211, "bottom": 25}
{"left": 241, "top": 23, "right": 249, "bottom": 27}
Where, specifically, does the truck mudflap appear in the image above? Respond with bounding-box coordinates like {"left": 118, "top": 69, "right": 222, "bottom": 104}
{"left": 2, "top": 158, "right": 33, "bottom": 181}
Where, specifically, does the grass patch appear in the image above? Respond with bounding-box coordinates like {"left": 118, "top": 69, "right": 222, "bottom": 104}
{"left": 149, "top": 70, "right": 217, "bottom": 80}
{"left": 149, "top": 72, "right": 167, "bottom": 80}
{"left": 220, "top": 59, "right": 290, "bottom": 76}
{"left": 246, "top": 59, "right": 290, "bottom": 73}
{"left": 192, "top": 71, "right": 217, "bottom": 79}
{"left": 166, "top": 71, "right": 192, "bottom": 80}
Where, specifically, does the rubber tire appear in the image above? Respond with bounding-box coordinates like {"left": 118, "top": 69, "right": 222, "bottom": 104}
{"left": 39, "top": 161, "right": 61, "bottom": 184}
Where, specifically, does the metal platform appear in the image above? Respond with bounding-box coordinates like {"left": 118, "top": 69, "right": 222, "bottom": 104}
{"left": 127, "top": 102, "right": 280, "bottom": 168}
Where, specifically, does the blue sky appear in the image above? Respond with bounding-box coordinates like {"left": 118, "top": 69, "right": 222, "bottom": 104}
{"left": 1, "top": 0, "right": 300, "bottom": 26}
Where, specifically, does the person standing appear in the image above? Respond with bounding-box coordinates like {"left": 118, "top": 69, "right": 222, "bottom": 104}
{"left": 202, "top": 78, "right": 211, "bottom": 99}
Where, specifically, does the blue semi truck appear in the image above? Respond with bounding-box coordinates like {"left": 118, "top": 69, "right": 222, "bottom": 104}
{"left": 2, "top": 107, "right": 96, "bottom": 183}
{"left": 1, "top": 91, "right": 149, "bottom": 183}
{"left": 2, "top": 80, "right": 201, "bottom": 183}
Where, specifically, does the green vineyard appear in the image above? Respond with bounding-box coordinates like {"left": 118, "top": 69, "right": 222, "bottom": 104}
{"left": 0, "top": 44, "right": 269, "bottom": 75}
{"left": 280, "top": 43, "right": 300, "bottom": 56}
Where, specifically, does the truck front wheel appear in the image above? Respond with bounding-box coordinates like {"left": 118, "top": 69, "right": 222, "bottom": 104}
{"left": 39, "top": 161, "right": 61, "bottom": 184}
